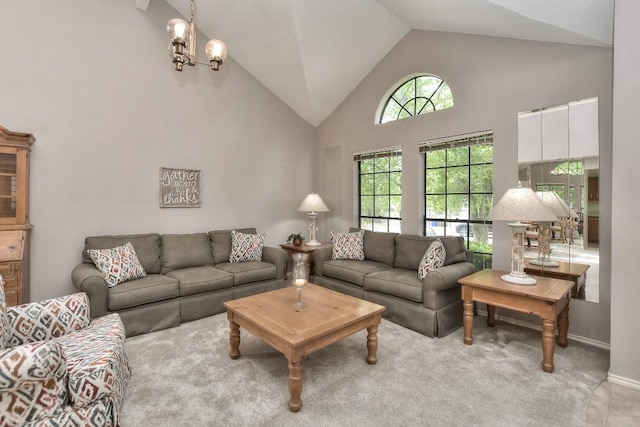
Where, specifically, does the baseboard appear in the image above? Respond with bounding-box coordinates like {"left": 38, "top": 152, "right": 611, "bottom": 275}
{"left": 607, "top": 374, "right": 640, "bottom": 391}
{"left": 476, "top": 309, "right": 610, "bottom": 350}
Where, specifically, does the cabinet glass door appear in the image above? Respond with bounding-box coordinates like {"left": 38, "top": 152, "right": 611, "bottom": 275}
{"left": 0, "top": 153, "right": 17, "bottom": 219}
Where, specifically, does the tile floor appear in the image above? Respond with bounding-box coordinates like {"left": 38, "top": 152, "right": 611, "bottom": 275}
{"left": 587, "top": 382, "right": 640, "bottom": 426}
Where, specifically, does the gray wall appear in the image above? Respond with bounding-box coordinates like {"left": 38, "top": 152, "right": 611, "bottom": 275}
{"left": 611, "top": 0, "right": 640, "bottom": 385}
{"left": 0, "top": 0, "right": 315, "bottom": 301}
{"left": 316, "top": 30, "right": 612, "bottom": 344}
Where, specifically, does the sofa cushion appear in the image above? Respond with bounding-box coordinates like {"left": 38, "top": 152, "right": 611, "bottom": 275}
{"left": 83, "top": 234, "right": 162, "bottom": 274}
{"left": 440, "top": 237, "right": 468, "bottom": 265}
{"left": 331, "top": 230, "right": 365, "bottom": 260}
{"left": 418, "top": 239, "right": 446, "bottom": 280}
{"left": 394, "top": 234, "right": 436, "bottom": 270}
{"left": 215, "top": 262, "right": 277, "bottom": 286}
{"left": 165, "top": 266, "right": 234, "bottom": 297}
{"left": 322, "top": 259, "right": 391, "bottom": 287}
{"left": 160, "top": 233, "right": 213, "bottom": 274}
{"left": 58, "top": 313, "right": 130, "bottom": 408}
{"left": 107, "top": 274, "right": 179, "bottom": 311}
{"left": 6, "top": 293, "right": 91, "bottom": 347}
{"left": 364, "top": 269, "right": 423, "bottom": 303}
{"left": 209, "top": 228, "right": 257, "bottom": 264}
{"left": 350, "top": 228, "right": 397, "bottom": 266}
{"left": 229, "top": 230, "right": 265, "bottom": 262}
{"left": 87, "top": 242, "right": 147, "bottom": 287}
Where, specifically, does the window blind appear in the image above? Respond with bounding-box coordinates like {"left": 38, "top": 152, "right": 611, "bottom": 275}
{"left": 418, "top": 131, "right": 493, "bottom": 152}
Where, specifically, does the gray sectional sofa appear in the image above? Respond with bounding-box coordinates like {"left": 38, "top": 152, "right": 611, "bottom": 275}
{"left": 313, "top": 229, "right": 476, "bottom": 338}
{"left": 71, "top": 228, "right": 287, "bottom": 337}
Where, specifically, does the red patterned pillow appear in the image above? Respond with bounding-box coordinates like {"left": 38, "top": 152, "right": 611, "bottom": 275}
{"left": 87, "top": 242, "right": 147, "bottom": 287}
{"left": 229, "top": 230, "right": 265, "bottom": 263}
{"left": 418, "top": 239, "right": 446, "bottom": 279}
{"left": 331, "top": 230, "right": 365, "bottom": 260}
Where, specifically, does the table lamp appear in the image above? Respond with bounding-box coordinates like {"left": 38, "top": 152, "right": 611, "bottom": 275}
{"left": 297, "top": 193, "right": 330, "bottom": 246}
{"left": 531, "top": 191, "right": 574, "bottom": 267}
{"left": 487, "top": 186, "right": 558, "bottom": 285}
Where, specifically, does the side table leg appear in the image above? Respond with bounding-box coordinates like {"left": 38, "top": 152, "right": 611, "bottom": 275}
{"left": 487, "top": 304, "right": 496, "bottom": 327}
{"left": 229, "top": 320, "right": 241, "bottom": 359}
{"left": 541, "top": 319, "right": 556, "bottom": 373}
{"left": 463, "top": 300, "right": 474, "bottom": 345}
{"left": 288, "top": 360, "right": 303, "bottom": 412}
{"left": 366, "top": 325, "right": 379, "bottom": 364}
{"left": 557, "top": 302, "right": 569, "bottom": 348}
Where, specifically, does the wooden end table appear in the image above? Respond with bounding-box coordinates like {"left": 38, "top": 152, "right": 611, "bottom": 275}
{"left": 224, "top": 283, "right": 385, "bottom": 411}
{"left": 280, "top": 243, "right": 333, "bottom": 281}
{"left": 523, "top": 258, "right": 590, "bottom": 299}
{"left": 458, "top": 269, "right": 573, "bottom": 373}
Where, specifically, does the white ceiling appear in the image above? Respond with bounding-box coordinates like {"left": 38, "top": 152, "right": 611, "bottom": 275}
{"left": 154, "top": 0, "right": 614, "bottom": 127}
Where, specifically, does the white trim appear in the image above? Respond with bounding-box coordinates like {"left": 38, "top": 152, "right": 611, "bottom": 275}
{"left": 476, "top": 309, "right": 610, "bottom": 350}
{"left": 607, "top": 374, "right": 640, "bottom": 391}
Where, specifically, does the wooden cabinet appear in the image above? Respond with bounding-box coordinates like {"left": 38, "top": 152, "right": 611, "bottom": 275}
{"left": 0, "top": 126, "right": 34, "bottom": 306}
{"left": 588, "top": 216, "right": 599, "bottom": 244}
{"left": 588, "top": 176, "right": 599, "bottom": 201}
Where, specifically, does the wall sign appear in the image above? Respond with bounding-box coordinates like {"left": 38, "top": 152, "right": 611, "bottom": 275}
{"left": 160, "top": 167, "right": 201, "bottom": 208}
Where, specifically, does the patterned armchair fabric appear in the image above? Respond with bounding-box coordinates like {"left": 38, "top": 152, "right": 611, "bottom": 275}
{"left": 0, "top": 286, "right": 131, "bottom": 427}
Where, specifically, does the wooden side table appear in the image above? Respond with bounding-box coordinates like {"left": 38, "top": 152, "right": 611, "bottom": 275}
{"left": 458, "top": 269, "right": 573, "bottom": 373}
{"left": 279, "top": 243, "right": 333, "bottom": 281}
{"left": 523, "top": 258, "right": 589, "bottom": 299}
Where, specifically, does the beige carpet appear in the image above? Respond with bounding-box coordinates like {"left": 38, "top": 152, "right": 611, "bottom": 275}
{"left": 121, "top": 313, "right": 609, "bottom": 426}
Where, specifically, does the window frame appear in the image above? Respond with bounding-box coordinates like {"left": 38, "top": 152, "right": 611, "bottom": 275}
{"left": 355, "top": 147, "right": 402, "bottom": 233}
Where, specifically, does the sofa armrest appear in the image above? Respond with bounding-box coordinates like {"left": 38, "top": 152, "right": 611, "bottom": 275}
{"left": 312, "top": 247, "right": 333, "bottom": 277}
{"left": 423, "top": 262, "right": 477, "bottom": 296}
{"left": 0, "top": 341, "right": 68, "bottom": 426}
{"left": 262, "top": 246, "right": 287, "bottom": 279}
{"left": 71, "top": 263, "right": 109, "bottom": 319}
{"left": 6, "top": 293, "right": 91, "bottom": 346}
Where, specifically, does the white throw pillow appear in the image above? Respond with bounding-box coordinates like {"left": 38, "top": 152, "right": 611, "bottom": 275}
{"left": 87, "top": 242, "right": 147, "bottom": 287}
{"left": 331, "top": 230, "right": 365, "bottom": 260}
{"left": 417, "top": 239, "right": 446, "bottom": 280}
{"left": 229, "top": 230, "right": 266, "bottom": 263}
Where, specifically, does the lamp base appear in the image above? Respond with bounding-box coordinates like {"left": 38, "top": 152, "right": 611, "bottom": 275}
{"left": 305, "top": 240, "right": 322, "bottom": 246}
{"left": 501, "top": 273, "right": 537, "bottom": 286}
{"left": 529, "top": 259, "right": 559, "bottom": 267}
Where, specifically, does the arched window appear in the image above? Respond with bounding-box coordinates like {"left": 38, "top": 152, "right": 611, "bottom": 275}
{"left": 378, "top": 74, "right": 453, "bottom": 124}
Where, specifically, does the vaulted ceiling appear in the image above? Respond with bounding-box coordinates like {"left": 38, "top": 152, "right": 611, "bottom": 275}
{"left": 141, "top": 0, "right": 614, "bottom": 127}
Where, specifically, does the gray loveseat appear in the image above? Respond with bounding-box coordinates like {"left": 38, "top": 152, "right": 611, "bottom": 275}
{"left": 71, "top": 228, "right": 287, "bottom": 337}
{"left": 313, "top": 229, "right": 476, "bottom": 338}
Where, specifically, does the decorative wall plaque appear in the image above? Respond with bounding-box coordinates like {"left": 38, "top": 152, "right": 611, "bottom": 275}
{"left": 160, "top": 167, "right": 201, "bottom": 208}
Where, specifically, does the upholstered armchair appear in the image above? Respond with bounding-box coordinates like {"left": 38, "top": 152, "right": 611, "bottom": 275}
{"left": 0, "top": 285, "right": 131, "bottom": 426}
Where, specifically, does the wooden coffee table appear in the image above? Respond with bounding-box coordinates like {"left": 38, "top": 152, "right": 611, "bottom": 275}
{"left": 458, "top": 269, "right": 573, "bottom": 373}
{"left": 223, "top": 283, "right": 385, "bottom": 411}
{"left": 523, "top": 258, "right": 590, "bottom": 299}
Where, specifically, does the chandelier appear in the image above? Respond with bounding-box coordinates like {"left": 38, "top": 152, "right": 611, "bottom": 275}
{"left": 167, "top": 0, "right": 228, "bottom": 72}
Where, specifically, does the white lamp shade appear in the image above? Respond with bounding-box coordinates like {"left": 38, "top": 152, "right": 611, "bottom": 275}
{"left": 535, "top": 191, "right": 577, "bottom": 218}
{"left": 297, "top": 193, "right": 330, "bottom": 213}
{"left": 487, "top": 187, "right": 558, "bottom": 222}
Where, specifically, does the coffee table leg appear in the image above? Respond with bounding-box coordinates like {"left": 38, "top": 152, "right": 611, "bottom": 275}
{"left": 288, "top": 360, "right": 303, "bottom": 412}
{"left": 366, "top": 325, "right": 379, "bottom": 364}
{"left": 229, "top": 320, "right": 241, "bottom": 360}
{"left": 557, "top": 303, "right": 569, "bottom": 348}
{"left": 463, "top": 300, "right": 474, "bottom": 345}
{"left": 541, "top": 319, "right": 556, "bottom": 373}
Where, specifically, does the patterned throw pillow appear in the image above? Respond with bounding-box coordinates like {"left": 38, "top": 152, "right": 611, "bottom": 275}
{"left": 229, "top": 230, "right": 265, "bottom": 263}
{"left": 87, "top": 242, "right": 147, "bottom": 287}
{"left": 417, "top": 239, "right": 446, "bottom": 280}
{"left": 331, "top": 230, "right": 365, "bottom": 260}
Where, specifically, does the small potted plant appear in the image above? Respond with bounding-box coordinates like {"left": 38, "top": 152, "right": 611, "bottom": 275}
{"left": 286, "top": 232, "right": 305, "bottom": 246}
